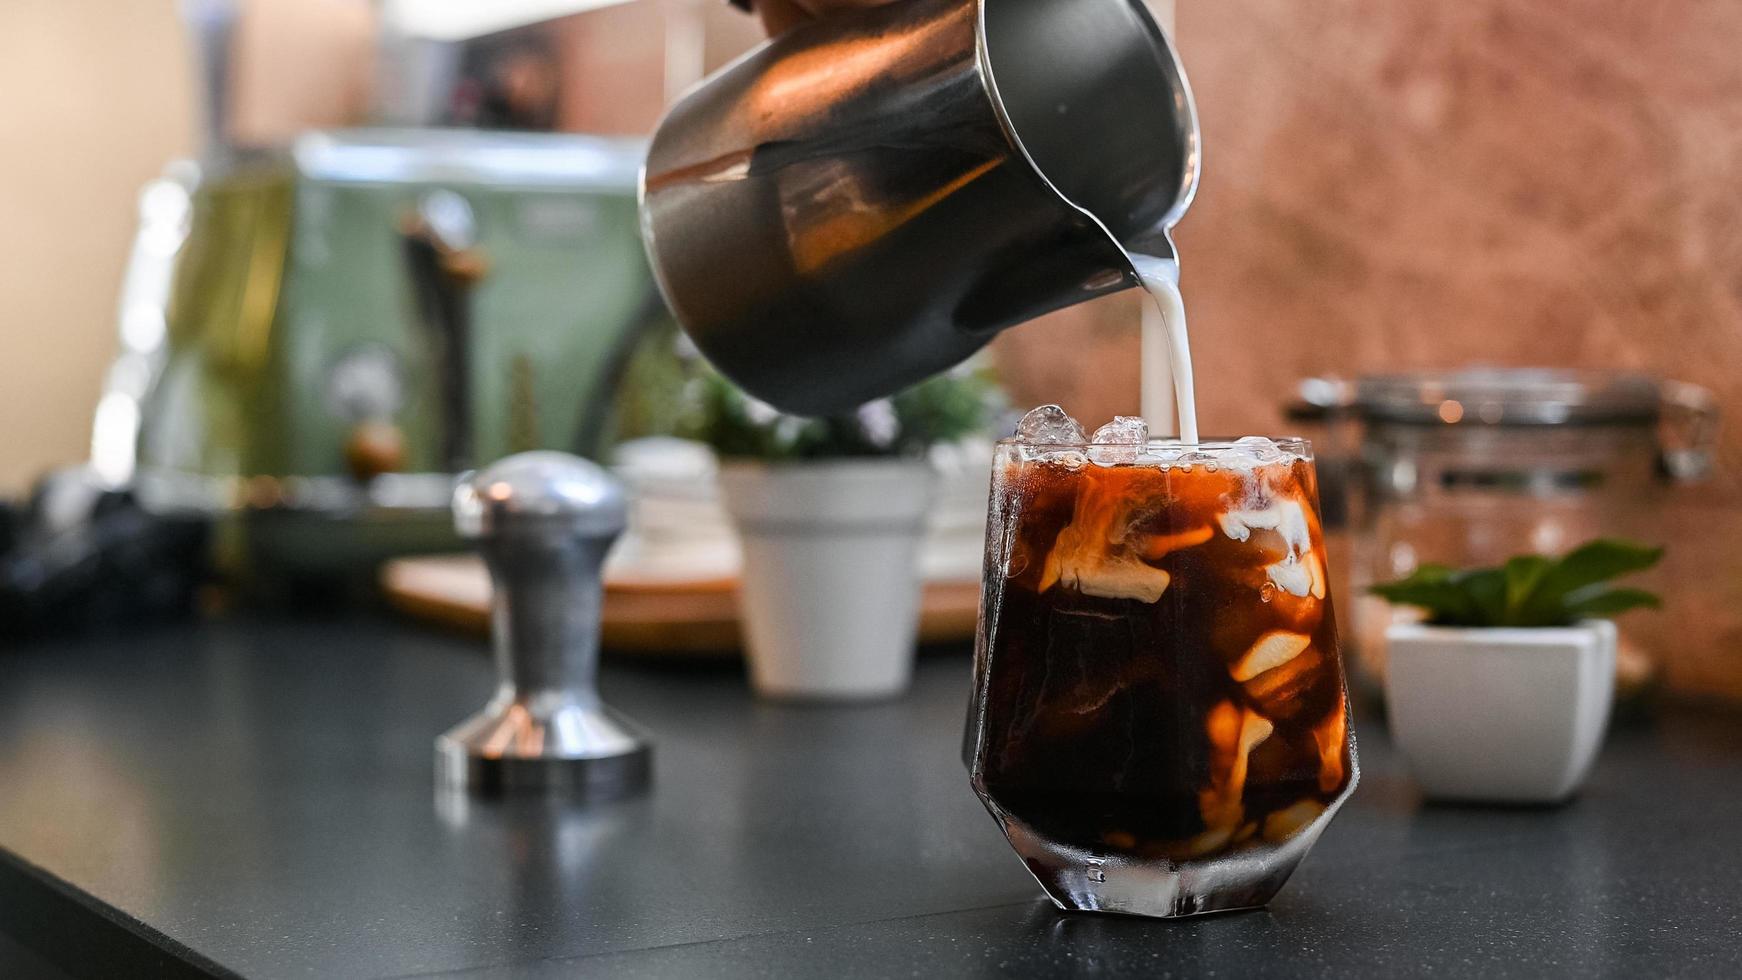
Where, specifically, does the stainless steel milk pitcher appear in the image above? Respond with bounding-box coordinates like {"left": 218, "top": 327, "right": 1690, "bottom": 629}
{"left": 640, "top": 0, "right": 1199, "bottom": 414}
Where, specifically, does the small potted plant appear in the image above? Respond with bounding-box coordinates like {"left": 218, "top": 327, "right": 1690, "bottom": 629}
{"left": 1371, "top": 539, "right": 1663, "bottom": 804}
{"left": 683, "top": 368, "right": 999, "bottom": 700}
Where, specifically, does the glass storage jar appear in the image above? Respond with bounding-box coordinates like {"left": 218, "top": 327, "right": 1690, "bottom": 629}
{"left": 1292, "top": 370, "right": 1718, "bottom": 702}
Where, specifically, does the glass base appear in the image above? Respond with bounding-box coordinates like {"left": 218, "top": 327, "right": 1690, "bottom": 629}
{"left": 992, "top": 804, "right": 1343, "bottom": 919}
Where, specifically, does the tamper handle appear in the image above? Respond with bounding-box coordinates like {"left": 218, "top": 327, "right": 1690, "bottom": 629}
{"left": 477, "top": 515, "right": 614, "bottom": 702}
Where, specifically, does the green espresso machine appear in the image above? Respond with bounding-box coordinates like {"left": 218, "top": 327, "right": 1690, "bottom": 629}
{"left": 101, "top": 4, "right": 669, "bottom": 585}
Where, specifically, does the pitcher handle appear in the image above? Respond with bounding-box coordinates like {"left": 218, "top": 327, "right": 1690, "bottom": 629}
{"left": 1659, "top": 380, "right": 1720, "bottom": 482}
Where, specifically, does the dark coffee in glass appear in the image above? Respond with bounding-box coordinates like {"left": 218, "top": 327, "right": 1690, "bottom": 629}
{"left": 966, "top": 433, "right": 1357, "bottom": 917}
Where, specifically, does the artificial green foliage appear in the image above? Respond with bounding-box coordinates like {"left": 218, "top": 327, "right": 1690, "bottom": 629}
{"left": 681, "top": 366, "right": 1002, "bottom": 461}
{"left": 1369, "top": 538, "right": 1663, "bottom": 628}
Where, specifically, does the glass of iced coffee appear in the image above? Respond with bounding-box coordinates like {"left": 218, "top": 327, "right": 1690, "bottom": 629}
{"left": 965, "top": 407, "right": 1358, "bottom": 918}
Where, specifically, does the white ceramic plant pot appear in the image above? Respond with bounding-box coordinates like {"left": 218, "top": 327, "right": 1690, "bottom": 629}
{"left": 1384, "top": 620, "right": 1617, "bottom": 804}
{"left": 717, "top": 460, "right": 938, "bottom": 700}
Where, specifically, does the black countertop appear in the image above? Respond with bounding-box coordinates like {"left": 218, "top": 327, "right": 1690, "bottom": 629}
{"left": 1, "top": 616, "right": 1739, "bottom": 978}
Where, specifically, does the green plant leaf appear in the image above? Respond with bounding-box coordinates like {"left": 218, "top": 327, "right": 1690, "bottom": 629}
{"left": 1502, "top": 554, "right": 1554, "bottom": 625}
{"left": 1564, "top": 587, "right": 1662, "bottom": 617}
{"left": 1458, "top": 568, "right": 1510, "bottom": 626}
{"left": 1369, "top": 565, "right": 1479, "bottom": 624}
{"left": 1523, "top": 538, "right": 1664, "bottom": 625}
{"left": 682, "top": 364, "right": 1001, "bottom": 460}
{"left": 1366, "top": 580, "right": 1471, "bottom": 620}
{"left": 1405, "top": 563, "right": 1458, "bottom": 584}
{"left": 1540, "top": 539, "right": 1664, "bottom": 596}
{"left": 1368, "top": 538, "right": 1664, "bottom": 628}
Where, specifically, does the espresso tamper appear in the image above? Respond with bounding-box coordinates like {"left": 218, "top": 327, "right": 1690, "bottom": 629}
{"left": 435, "top": 451, "right": 651, "bottom": 799}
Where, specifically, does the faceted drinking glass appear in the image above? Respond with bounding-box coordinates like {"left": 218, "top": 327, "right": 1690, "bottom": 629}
{"left": 964, "top": 437, "right": 1358, "bottom": 917}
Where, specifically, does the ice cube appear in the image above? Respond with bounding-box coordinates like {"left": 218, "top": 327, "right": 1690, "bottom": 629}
{"left": 1215, "top": 435, "right": 1287, "bottom": 472}
{"left": 1313, "top": 701, "right": 1348, "bottom": 793}
{"left": 1266, "top": 555, "right": 1314, "bottom": 598}
{"left": 1015, "top": 404, "right": 1086, "bottom": 445}
{"left": 1092, "top": 416, "right": 1148, "bottom": 444}
{"left": 1197, "top": 701, "right": 1274, "bottom": 840}
{"left": 1136, "top": 444, "right": 1183, "bottom": 467}
{"left": 1090, "top": 416, "right": 1148, "bottom": 465}
{"left": 1026, "top": 448, "right": 1090, "bottom": 469}
{"left": 1262, "top": 799, "right": 1328, "bottom": 843}
{"left": 1040, "top": 525, "right": 1172, "bottom": 602}
{"left": 1241, "top": 643, "right": 1328, "bottom": 723}
{"left": 1135, "top": 524, "right": 1214, "bottom": 561}
{"left": 1218, "top": 500, "right": 1312, "bottom": 555}
{"left": 1232, "top": 435, "right": 1285, "bottom": 461}
{"left": 1231, "top": 630, "right": 1312, "bottom": 682}
{"left": 1177, "top": 450, "right": 1218, "bottom": 469}
{"left": 1056, "top": 553, "right": 1171, "bottom": 602}
{"left": 1277, "top": 549, "right": 1328, "bottom": 600}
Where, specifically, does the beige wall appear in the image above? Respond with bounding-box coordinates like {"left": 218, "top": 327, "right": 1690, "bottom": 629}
{"left": 0, "top": 0, "right": 760, "bottom": 494}
{"left": 0, "top": 1, "right": 195, "bottom": 492}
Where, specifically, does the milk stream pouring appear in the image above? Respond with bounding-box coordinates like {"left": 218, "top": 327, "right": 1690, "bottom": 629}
{"left": 640, "top": 0, "right": 1202, "bottom": 420}
{"left": 1132, "top": 254, "right": 1198, "bottom": 443}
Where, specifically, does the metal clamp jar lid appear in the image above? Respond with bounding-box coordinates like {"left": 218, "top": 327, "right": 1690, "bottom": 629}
{"left": 1291, "top": 368, "right": 1720, "bottom": 482}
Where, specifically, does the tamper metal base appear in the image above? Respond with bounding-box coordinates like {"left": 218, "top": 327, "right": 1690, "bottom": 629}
{"left": 435, "top": 701, "right": 652, "bottom": 800}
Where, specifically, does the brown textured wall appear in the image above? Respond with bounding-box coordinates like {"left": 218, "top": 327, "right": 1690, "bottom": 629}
{"left": 995, "top": 0, "right": 1742, "bottom": 701}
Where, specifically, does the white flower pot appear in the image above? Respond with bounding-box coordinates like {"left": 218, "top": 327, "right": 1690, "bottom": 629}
{"left": 717, "top": 460, "right": 938, "bottom": 700}
{"left": 1384, "top": 620, "right": 1617, "bottom": 804}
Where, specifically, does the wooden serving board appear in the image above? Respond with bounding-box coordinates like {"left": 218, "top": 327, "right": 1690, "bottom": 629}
{"left": 382, "top": 555, "right": 982, "bottom": 656}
